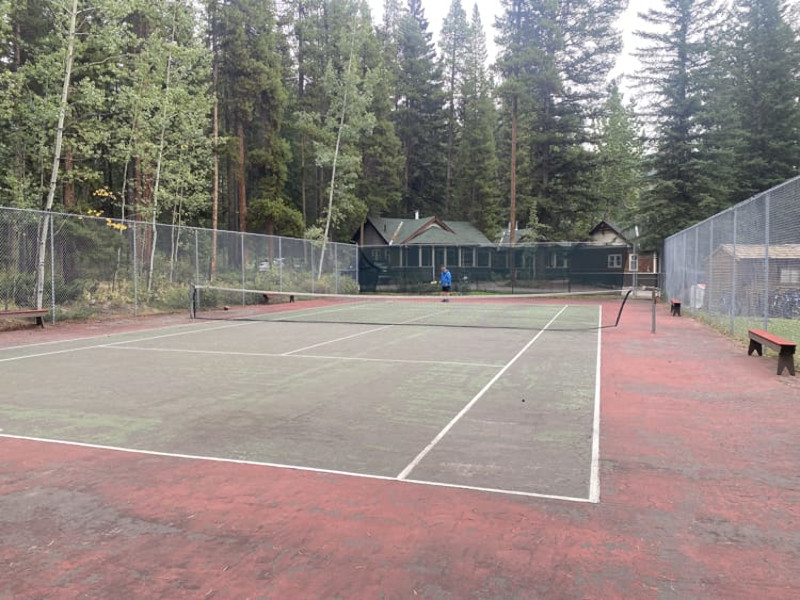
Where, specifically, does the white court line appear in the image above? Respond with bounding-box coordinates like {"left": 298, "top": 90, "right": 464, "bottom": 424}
{"left": 0, "top": 321, "right": 251, "bottom": 364}
{"left": 281, "top": 311, "right": 440, "bottom": 356}
{"left": 396, "top": 305, "right": 569, "bottom": 480}
{"left": 589, "top": 306, "right": 603, "bottom": 503}
{"left": 0, "top": 320, "right": 210, "bottom": 352}
{"left": 104, "top": 344, "right": 503, "bottom": 369}
{"left": 0, "top": 434, "right": 591, "bottom": 503}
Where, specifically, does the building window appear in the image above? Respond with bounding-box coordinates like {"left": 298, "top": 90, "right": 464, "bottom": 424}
{"left": 420, "top": 246, "right": 432, "bottom": 267}
{"left": 462, "top": 248, "right": 474, "bottom": 267}
{"left": 446, "top": 247, "right": 458, "bottom": 266}
{"left": 608, "top": 254, "right": 623, "bottom": 269}
{"left": 629, "top": 254, "right": 639, "bottom": 272}
{"left": 547, "top": 252, "right": 568, "bottom": 269}
{"left": 780, "top": 268, "right": 800, "bottom": 285}
{"left": 477, "top": 248, "right": 491, "bottom": 267}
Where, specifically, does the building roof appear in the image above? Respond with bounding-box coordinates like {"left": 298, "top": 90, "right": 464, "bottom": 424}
{"left": 496, "top": 228, "right": 537, "bottom": 245}
{"left": 589, "top": 219, "right": 641, "bottom": 243}
{"left": 714, "top": 244, "right": 800, "bottom": 260}
{"left": 365, "top": 216, "right": 491, "bottom": 245}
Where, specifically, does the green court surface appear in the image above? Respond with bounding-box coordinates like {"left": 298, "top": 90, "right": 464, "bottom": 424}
{"left": 0, "top": 301, "right": 604, "bottom": 501}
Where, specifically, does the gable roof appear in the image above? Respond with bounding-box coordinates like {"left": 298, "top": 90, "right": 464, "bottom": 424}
{"left": 365, "top": 216, "right": 491, "bottom": 245}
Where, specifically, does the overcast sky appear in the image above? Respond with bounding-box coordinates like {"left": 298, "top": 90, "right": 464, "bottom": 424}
{"left": 367, "top": 1, "right": 658, "bottom": 97}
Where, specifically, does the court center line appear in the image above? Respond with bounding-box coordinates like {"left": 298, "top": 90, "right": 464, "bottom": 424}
{"left": 103, "top": 344, "right": 503, "bottom": 368}
{"left": 0, "top": 434, "right": 592, "bottom": 503}
{"left": 0, "top": 321, "right": 252, "bottom": 364}
{"left": 589, "top": 305, "right": 603, "bottom": 503}
{"left": 281, "top": 311, "right": 440, "bottom": 355}
{"left": 396, "top": 305, "right": 569, "bottom": 480}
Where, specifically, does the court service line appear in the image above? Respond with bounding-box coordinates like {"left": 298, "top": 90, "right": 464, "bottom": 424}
{"left": 588, "top": 306, "right": 603, "bottom": 503}
{"left": 396, "top": 305, "right": 569, "bottom": 481}
{"left": 0, "top": 321, "right": 252, "bottom": 364}
{"left": 0, "top": 433, "right": 592, "bottom": 504}
{"left": 281, "top": 311, "right": 440, "bottom": 356}
{"left": 103, "top": 344, "right": 503, "bottom": 369}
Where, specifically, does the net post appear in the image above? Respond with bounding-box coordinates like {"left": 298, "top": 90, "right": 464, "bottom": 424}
{"left": 189, "top": 283, "right": 196, "bottom": 319}
{"left": 614, "top": 289, "right": 632, "bottom": 327}
{"left": 651, "top": 288, "right": 657, "bottom": 334}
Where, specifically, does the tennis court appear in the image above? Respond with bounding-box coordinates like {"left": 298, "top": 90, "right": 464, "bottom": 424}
{"left": 0, "top": 293, "right": 611, "bottom": 502}
{"left": 2, "top": 293, "right": 798, "bottom": 599}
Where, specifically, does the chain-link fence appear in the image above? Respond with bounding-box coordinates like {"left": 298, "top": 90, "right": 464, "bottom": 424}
{"left": 359, "top": 242, "right": 659, "bottom": 294}
{"left": 0, "top": 206, "right": 358, "bottom": 324}
{"left": 664, "top": 176, "right": 800, "bottom": 343}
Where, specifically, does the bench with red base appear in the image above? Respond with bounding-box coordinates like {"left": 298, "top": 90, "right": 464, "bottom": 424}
{"left": 0, "top": 308, "right": 48, "bottom": 328}
{"left": 747, "top": 329, "right": 796, "bottom": 376}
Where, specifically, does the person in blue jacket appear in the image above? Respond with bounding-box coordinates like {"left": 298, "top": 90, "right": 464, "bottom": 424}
{"left": 439, "top": 265, "right": 452, "bottom": 302}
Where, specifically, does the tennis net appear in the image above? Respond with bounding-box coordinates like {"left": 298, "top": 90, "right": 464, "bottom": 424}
{"left": 190, "top": 285, "right": 632, "bottom": 331}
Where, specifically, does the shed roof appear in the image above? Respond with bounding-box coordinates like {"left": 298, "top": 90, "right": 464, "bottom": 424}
{"left": 714, "top": 244, "right": 800, "bottom": 259}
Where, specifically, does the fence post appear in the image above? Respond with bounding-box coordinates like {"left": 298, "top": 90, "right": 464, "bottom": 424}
{"left": 132, "top": 221, "right": 138, "bottom": 317}
{"left": 731, "top": 208, "right": 737, "bottom": 334}
{"left": 278, "top": 237, "right": 283, "bottom": 292}
{"left": 334, "top": 244, "right": 339, "bottom": 293}
{"left": 764, "top": 192, "right": 770, "bottom": 330}
{"left": 240, "top": 231, "right": 245, "bottom": 305}
{"left": 49, "top": 216, "right": 56, "bottom": 323}
{"left": 694, "top": 227, "right": 699, "bottom": 312}
{"left": 194, "top": 228, "right": 200, "bottom": 286}
{"left": 682, "top": 232, "right": 687, "bottom": 305}
{"left": 709, "top": 219, "right": 714, "bottom": 320}
{"left": 310, "top": 240, "right": 315, "bottom": 293}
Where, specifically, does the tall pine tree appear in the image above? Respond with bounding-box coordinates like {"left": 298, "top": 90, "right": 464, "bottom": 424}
{"left": 634, "top": 0, "right": 725, "bottom": 242}
{"left": 454, "top": 4, "right": 500, "bottom": 237}
{"left": 439, "top": 0, "right": 468, "bottom": 217}
{"left": 729, "top": 0, "right": 800, "bottom": 200}
{"left": 496, "top": 0, "right": 625, "bottom": 240}
{"left": 394, "top": 0, "right": 447, "bottom": 217}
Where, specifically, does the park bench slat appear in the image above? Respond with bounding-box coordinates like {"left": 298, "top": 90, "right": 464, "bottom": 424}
{"left": 747, "top": 328, "right": 795, "bottom": 376}
{"left": 0, "top": 308, "right": 48, "bottom": 328}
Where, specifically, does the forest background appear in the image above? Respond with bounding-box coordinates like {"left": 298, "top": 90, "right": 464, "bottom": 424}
{"left": 1, "top": 0, "right": 798, "bottom": 248}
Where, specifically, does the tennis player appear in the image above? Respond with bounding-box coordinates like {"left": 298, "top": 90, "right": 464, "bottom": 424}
{"left": 439, "top": 265, "right": 452, "bottom": 302}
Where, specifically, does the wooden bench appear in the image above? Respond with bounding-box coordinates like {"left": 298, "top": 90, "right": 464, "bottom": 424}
{"left": 670, "top": 298, "right": 681, "bottom": 316}
{"left": 0, "top": 308, "right": 48, "bottom": 328}
{"left": 747, "top": 329, "right": 796, "bottom": 376}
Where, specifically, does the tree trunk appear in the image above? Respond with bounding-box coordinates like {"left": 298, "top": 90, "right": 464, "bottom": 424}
{"left": 35, "top": 0, "right": 78, "bottom": 310}
{"left": 63, "top": 146, "right": 75, "bottom": 208}
{"left": 210, "top": 42, "right": 219, "bottom": 280}
{"left": 510, "top": 96, "right": 517, "bottom": 247}
{"left": 301, "top": 136, "right": 307, "bottom": 225}
{"left": 147, "top": 18, "right": 176, "bottom": 295}
{"left": 237, "top": 120, "right": 247, "bottom": 233}
{"left": 510, "top": 96, "right": 517, "bottom": 287}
